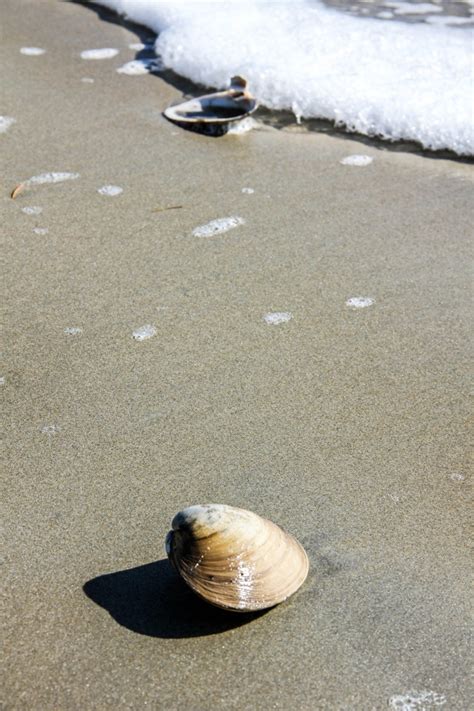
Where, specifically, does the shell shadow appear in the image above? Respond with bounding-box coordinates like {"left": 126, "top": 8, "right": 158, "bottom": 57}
{"left": 83, "top": 559, "right": 268, "bottom": 638}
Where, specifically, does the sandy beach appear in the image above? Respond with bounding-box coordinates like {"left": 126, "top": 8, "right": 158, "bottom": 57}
{"left": 2, "top": 1, "right": 472, "bottom": 709}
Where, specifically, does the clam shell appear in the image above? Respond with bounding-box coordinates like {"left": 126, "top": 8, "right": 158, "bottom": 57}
{"left": 163, "top": 76, "right": 258, "bottom": 126}
{"left": 165, "top": 504, "right": 309, "bottom": 612}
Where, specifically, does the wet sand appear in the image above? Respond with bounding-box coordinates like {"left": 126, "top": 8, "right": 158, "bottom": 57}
{"left": 1, "top": 1, "right": 472, "bottom": 709}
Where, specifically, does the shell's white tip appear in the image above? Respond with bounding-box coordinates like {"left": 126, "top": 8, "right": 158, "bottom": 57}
{"left": 171, "top": 504, "right": 228, "bottom": 530}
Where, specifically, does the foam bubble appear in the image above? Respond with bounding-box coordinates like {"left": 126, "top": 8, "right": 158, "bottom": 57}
{"left": 21, "top": 206, "right": 43, "bottom": 215}
{"left": 97, "top": 185, "right": 123, "bottom": 196}
{"left": 129, "top": 40, "right": 155, "bottom": 50}
{"left": 227, "top": 117, "right": 259, "bottom": 134}
{"left": 41, "top": 424, "right": 60, "bottom": 435}
{"left": 80, "top": 48, "right": 119, "bottom": 60}
{"left": 389, "top": 690, "right": 447, "bottom": 710}
{"left": 426, "top": 15, "right": 473, "bottom": 27}
{"left": 192, "top": 216, "right": 244, "bottom": 237}
{"left": 81, "top": 77, "right": 95, "bottom": 83}
{"left": 340, "top": 155, "right": 373, "bottom": 166}
{"left": 26, "top": 172, "right": 80, "bottom": 185}
{"left": 0, "top": 116, "right": 16, "bottom": 133}
{"left": 346, "top": 297, "right": 375, "bottom": 308}
{"left": 33, "top": 227, "right": 49, "bottom": 235}
{"left": 20, "top": 47, "right": 45, "bottom": 56}
{"left": 133, "top": 324, "right": 156, "bottom": 341}
{"left": 93, "top": 0, "right": 474, "bottom": 155}
{"left": 116, "top": 58, "right": 163, "bottom": 74}
{"left": 64, "top": 327, "right": 82, "bottom": 336}
{"left": 263, "top": 312, "right": 293, "bottom": 325}
{"left": 385, "top": 2, "right": 442, "bottom": 15}
{"left": 241, "top": 187, "right": 255, "bottom": 194}
{"left": 0, "top": 377, "right": 5, "bottom": 386}
{"left": 449, "top": 472, "right": 465, "bottom": 482}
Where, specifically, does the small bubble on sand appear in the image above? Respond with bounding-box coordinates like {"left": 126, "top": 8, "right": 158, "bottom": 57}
{"left": 80, "top": 48, "right": 119, "bottom": 60}
{"left": 21, "top": 206, "right": 42, "bottom": 215}
{"left": 26, "top": 172, "right": 80, "bottom": 185}
{"left": 192, "top": 216, "right": 244, "bottom": 238}
{"left": 41, "top": 424, "right": 60, "bottom": 435}
{"left": 263, "top": 312, "right": 293, "bottom": 325}
{"left": 228, "top": 117, "right": 258, "bottom": 134}
{"left": 340, "top": 154, "right": 373, "bottom": 166}
{"left": 0, "top": 116, "right": 16, "bottom": 133}
{"left": 33, "top": 227, "right": 49, "bottom": 235}
{"left": 133, "top": 325, "right": 156, "bottom": 341}
{"left": 0, "top": 377, "right": 5, "bottom": 386}
{"left": 346, "top": 296, "right": 375, "bottom": 308}
{"left": 64, "top": 327, "right": 82, "bottom": 336}
{"left": 98, "top": 185, "right": 123, "bottom": 197}
{"left": 389, "top": 690, "right": 446, "bottom": 710}
{"left": 20, "top": 47, "right": 46, "bottom": 56}
{"left": 241, "top": 187, "right": 254, "bottom": 194}
{"left": 449, "top": 472, "right": 465, "bottom": 482}
{"left": 81, "top": 77, "right": 95, "bottom": 83}
{"left": 117, "top": 58, "right": 163, "bottom": 75}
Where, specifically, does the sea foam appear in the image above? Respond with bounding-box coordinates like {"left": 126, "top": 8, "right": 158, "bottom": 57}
{"left": 94, "top": 0, "right": 473, "bottom": 155}
{"left": 0, "top": 116, "right": 16, "bottom": 133}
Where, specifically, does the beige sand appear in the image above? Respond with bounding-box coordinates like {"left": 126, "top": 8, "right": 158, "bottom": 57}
{"left": 2, "top": 1, "right": 472, "bottom": 709}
